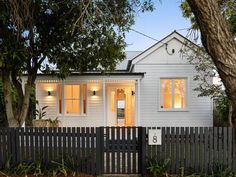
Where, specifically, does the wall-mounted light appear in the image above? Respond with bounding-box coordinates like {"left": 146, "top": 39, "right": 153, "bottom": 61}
{"left": 48, "top": 91, "right": 51, "bottom": 96}
{"left": 93, "top": 90, "right": 96, "bottom": 96}
{"left": 132, "top": 91, "right": 135, "bottom": 96}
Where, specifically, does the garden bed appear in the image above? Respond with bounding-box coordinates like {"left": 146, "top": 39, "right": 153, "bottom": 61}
{"left": 0, "top": 172, "right": 95, "bottom": 177}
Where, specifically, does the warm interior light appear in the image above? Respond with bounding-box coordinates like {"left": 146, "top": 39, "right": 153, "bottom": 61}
{"left": 64, "top": 85, "right": 80, "bottom": 114}
{"left": 160, "top": 79, "right": 186, "bottom": 109}
{"left": 161, "top": 80, "right": 172, "bottom": 109}
{"left": 174, "top": 80, "right": 186, "bottom": 109}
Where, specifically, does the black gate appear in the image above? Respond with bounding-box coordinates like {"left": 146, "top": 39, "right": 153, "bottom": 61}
{"left": 96, "top": 127, "right": 145, "bottom": 174}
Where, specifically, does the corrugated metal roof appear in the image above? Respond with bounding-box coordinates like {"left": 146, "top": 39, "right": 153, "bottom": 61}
{"left": 116, "top": 51, "right": 142, "bottom": 70}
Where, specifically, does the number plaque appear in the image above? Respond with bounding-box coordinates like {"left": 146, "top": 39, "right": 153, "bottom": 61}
{"left": 148, "top": 129, "right": 162, "bottom": 145}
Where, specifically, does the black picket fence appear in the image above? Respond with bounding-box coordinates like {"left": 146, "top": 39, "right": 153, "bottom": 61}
{"left": 0, "top": 127, "right": 235, "bottom": 175}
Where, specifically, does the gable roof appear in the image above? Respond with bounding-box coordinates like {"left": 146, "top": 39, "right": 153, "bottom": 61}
{"left": 127, "top": 31, "right": 199, "bottom": 71}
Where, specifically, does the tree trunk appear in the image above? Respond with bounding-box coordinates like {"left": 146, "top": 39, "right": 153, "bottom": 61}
{"left": 2, "top": 70, "right": 18, "bottom": 127}
{"left": 187, "top": 0, "right": 236, "bottom": 127}
{"left": 1, "top": 68, "right": 34, "bottom": 127}
{"left": 16, "top": 83, "right": 32, "bottom": 127}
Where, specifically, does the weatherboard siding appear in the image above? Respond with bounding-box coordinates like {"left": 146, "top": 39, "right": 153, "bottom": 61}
{"left": 135, "top": 64, "right": 213, "bottom": 127}
{"left": 35, "top": 82, "right": 104, "bottom": 127}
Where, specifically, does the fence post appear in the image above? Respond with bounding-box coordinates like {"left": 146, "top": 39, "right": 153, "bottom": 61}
{"left": 139, "top": 127, "right": 146, "bottom": 176}
{"left": 8, "top": 128, "right": 17, "bottom": 165}
{"left": 96, "top": 127, "right": 104, "bottom": 175}
{"left": 9, "top": 128, "right": 17, "bottom": 165}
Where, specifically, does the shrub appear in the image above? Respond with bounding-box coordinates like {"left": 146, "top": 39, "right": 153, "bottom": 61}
{"left": 147, "top": 158, "right": 170, "bottom": 177}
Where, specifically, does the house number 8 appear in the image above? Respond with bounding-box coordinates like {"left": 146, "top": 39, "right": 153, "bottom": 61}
{"left": 148, "top": 129, "right": 162, "bottom": 145}
{"left": 153, "top": 134, "right": 157, "bottom": 143}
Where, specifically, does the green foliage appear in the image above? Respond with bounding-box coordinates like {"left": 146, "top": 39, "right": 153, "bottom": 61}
{"left": 51, "top": 157, "right": 80, "bottom": 176}
{"left": 0, "top": 81, "right": 7, "bottom": 126}
{"left": 10, "top": 162, "right": 43, "bottom": 176}
{"left": 213, "top": 94, "right": 229, "bottom": 127}
{"left": 147, "top": 158, "right": 170, "bottom": 177}
{"left": 35, "top": 103, "right": 48, "bottom": 120}
{"left": 47, "top": 117, "right": 60, "bottom": 127}
{"left": 181, "top": 43, "right": 223, "bottom": 98}
{"left": 210, "top": 163, "right": 233, "bottom": 177}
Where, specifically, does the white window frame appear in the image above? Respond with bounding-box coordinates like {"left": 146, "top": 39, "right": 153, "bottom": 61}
{"left": 57, "top": 81, "right": 87, "bottom": 116}
{"left": 159, "top": 77, "right": 188, "bottom": 112}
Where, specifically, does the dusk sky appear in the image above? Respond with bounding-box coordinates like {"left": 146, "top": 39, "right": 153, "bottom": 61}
{"left": 125, "top": 0, "right": 192, "bottom": 51}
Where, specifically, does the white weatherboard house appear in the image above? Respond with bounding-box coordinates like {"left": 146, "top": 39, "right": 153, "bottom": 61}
{"left": 34, "top": 31, "right": 213, "bottom": 127}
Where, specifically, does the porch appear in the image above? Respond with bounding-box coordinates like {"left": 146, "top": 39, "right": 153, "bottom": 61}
{"left": 35, "top": 73, "right": 144, "bottom": 127}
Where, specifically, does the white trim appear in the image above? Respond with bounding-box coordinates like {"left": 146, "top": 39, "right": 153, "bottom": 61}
{"left": 35, "top": 75, "right": 143, "bottom": 82}
{"left": 103, "top": 79, "right": 107, "bottom": 126}
{"left": 137, "top": 78, "right": 141, "bottom": 126}
{"left": 62, "top": 80, "right": 65, "bottom": 115}
{"left": 132, "top": 32, "right": 190, "bottom": 65}
{"left": 83, "top": 81, "right": 88, "bottom": 115}
{"left": 58, "top": 82, "right": 88, "bottom": 116}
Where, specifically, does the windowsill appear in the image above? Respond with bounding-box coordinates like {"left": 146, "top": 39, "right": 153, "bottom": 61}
{"left": 158, "top": 109, "right": 189, "bottom": 112}
{"left": 57, "top": 114, "right": 88, "bottom": 117}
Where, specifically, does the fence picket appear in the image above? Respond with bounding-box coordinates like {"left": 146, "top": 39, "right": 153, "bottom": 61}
{"left": 171, "top": 127, "right": 175, "bottom": 174}
{"left": 233, "top": 128, "right": 236, "bottom": 170}
{"left": 147, "top": 127, "right": 151, "bottom": 160}
{"left": 209, "top": 127, "right": 213, "bottom": 171}
{"left": 127, "top": 127, "right": 131, "bottom": 174}
{"left": 223, "top": 127, "right": 228, "bottom": 166}
{"left": 204, "top": 127, "right": 209, "bottom": 172}
{"left": 57, "top": 127, "right": 62, "bottom": 162}
{"left": 176, "top": 127, "right": 180, "bottom": 174}
{"left": 199, "top": 127, "right": 203, "bottom": 172}
{"left": 228, "top": 127, "right": 232, "bottom": 170}
{"left": 132, "top": 127, "right": 136, "bottom": 173}
{"left": 161, "top": 127, "right": 166, "bottom": 161}
{"left": 86, "top": 127, "right": 90, "bottom": 174}
{"left": 190, "top": 127, "right": 194, "bottom": 170}
{"left": 180, "top": 127, "right": 184, "bottom": 168}
{"left": 71, "top": 127, "right": 76, "bottom": 164}
{"left": 194, "top": 127, "right": 199, "bottom": 172}
{"left": 111, "top": 127, "right": 115, "bottom": 174}
{"left": 185, "top": 127, "right": 189, "bottom": 169}
{"left": 117, "top": 127, "right": 121, "bottom": 174}
{"left": 219, "top": 127, "right": 223, "bottom": 164}
{"left": 106, "top": 127, "right": 110, "bottom": 174}
{"left": 81, "top": 127, "right": 85, "bottom": 172}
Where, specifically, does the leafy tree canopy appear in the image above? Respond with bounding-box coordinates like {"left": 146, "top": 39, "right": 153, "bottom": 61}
{"left": 0, "top": 0, "right": 153, "bottom": 77}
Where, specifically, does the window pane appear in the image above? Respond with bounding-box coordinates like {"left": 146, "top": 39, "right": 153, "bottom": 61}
{"left": 65, "top": 100, "right": 80, "bottom": 114}
{"left": 64, "top": 85, "right": 80, "bottom": 99}
{"left": 174, "top": 79, "right": 187, "bottom": 108}
{"left": 160, "top": 79, "right": 172, "bottom": 109}
{"left": 83, "top": 84, "right": 87, "bottom": 114}
{"left": 58, "top": 84, "right": 62, "bottom": 114}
